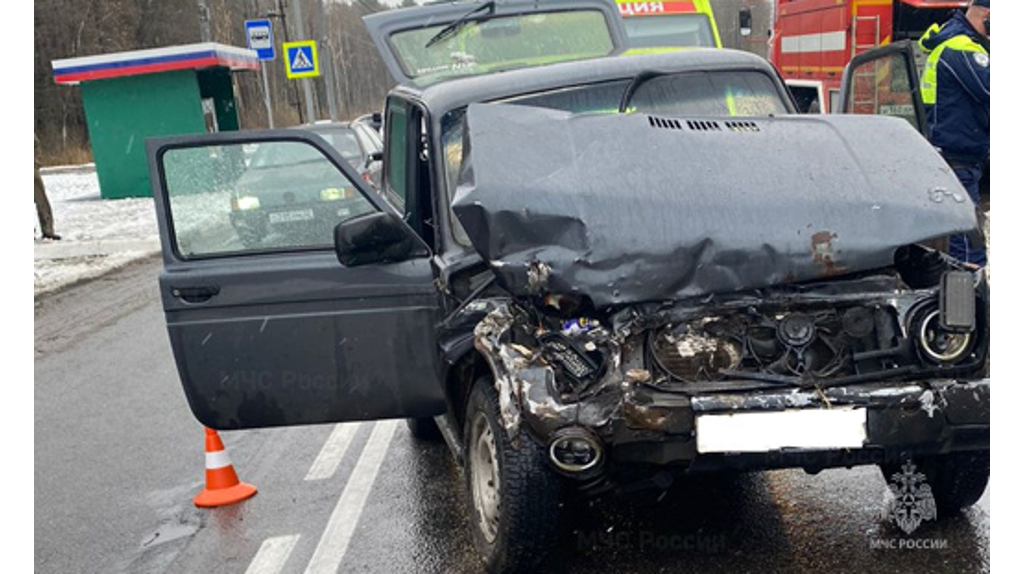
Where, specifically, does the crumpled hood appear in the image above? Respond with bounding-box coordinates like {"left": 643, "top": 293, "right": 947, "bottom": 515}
{"left": 451, "top": 103, "right": 979, "bottom": 308}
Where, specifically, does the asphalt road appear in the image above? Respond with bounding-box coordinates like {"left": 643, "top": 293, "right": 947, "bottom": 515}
{"left": 34, "top": 257, "right": 990, "bottom": 574}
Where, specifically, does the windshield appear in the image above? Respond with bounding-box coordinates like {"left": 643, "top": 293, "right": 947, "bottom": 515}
{"left": 388, "top": 10, "right": 616, "bottom": 85}
{"left": 442, "top": 70, "right": 788, "bottom": 244}
{"left": 622, "top": 14, "right": 715, "bottom": 48}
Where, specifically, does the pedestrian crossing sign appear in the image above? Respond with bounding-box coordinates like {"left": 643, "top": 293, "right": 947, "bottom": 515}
{"left": 283, "top": 41, "right": 319, "bottom": 79}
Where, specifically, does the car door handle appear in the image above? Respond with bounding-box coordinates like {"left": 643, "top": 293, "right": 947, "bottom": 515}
{"left": 171, "top": 285, "right": 221, "bottom": 304}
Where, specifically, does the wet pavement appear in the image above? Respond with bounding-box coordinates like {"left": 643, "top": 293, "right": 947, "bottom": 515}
{"left": 319, "top": 426, "right": 990, "bottom": 574}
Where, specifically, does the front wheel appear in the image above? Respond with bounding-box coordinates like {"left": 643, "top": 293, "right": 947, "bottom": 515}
{"left": 881, "top": 450, "right": 989, "bottom": 517}
{"left": 921, "top": 450, "right": 990, "bottom": 515}
{"left": 464, "top": 376, "right": 564, "bottom": 574}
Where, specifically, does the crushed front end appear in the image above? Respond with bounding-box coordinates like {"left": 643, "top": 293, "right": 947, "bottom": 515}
{"left": 470, "top": 252, "right": 989, "bottom": 491}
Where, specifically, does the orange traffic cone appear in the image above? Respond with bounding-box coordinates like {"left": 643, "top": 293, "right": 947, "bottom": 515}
{"left": 193, "top": 428, "right": 258, "bottom": 508}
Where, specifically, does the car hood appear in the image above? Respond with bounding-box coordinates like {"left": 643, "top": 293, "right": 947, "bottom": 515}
{"left": 451, "top": 103, "right": 980, "bottom": 308}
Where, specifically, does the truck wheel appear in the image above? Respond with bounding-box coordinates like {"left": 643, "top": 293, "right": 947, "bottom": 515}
{"left": 405, "top": 417, "right": 442, "bottom": 441}
{"left": 881, "top": 451, "right": 989, "bottom": 516}
{"left": 922, "top": 450, "right": 990, "bottom": 515}
{"left": 464, "top": 376, "right": 563, "bottom": 574}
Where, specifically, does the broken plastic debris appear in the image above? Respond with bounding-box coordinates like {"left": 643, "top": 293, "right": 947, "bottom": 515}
{"left": 562, "top": 317, "right": 597, "bottom": 335}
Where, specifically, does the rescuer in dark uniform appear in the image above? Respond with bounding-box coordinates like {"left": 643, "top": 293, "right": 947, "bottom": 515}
{"left": 919, "top": 0, "right": 990, "bottom": 267}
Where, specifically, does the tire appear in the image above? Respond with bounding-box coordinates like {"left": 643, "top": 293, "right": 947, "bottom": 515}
{"left": 463, "top": 376, "right": 564, "bottom": 574}
{"left": 922, "top": 450, "right": 990, "bottom": 515}
{"left": 405, "top": 416, "right": 443, "bottom": 441}
{"left": 881, "top": 450, "right": 989, "bottom": 517}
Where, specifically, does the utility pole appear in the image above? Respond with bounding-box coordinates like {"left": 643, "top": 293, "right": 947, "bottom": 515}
{"left": 268, "top": 0, "right": 304, "bottom": 124}
{"left": 197, "top": 0, "right": 212, "bottom": 43}
{"left": 290, "top": 0, "right": 317, "bottom": 123}
{"left": 311, "top": 0, "right": 339, "bottom": 121}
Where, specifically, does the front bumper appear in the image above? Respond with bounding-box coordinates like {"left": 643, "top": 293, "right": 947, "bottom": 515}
{"left": 527, "top": 378, "right": 989, "bottom": 475}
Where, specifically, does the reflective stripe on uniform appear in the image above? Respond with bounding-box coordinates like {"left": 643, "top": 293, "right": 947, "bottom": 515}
{"left": 921, "top": 34, "right": 987, "bottom": 105}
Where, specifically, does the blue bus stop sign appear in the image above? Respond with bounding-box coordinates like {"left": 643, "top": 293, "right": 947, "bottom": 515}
{"left": 245, "top": 19, "right": 275, "bottom": 61}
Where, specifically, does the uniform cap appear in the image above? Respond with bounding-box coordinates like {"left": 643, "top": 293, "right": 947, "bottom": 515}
{"left": 973, "top": 0, "right": 989, "bottom": 8}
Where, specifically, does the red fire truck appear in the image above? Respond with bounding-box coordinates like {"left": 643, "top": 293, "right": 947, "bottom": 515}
{"left": 768, "top": 0, "right": 969, "bottom": 113}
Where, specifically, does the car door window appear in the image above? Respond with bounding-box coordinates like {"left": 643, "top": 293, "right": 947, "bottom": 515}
{"left": 161, "top": 139, "right": 376, "bottom": 258}
{"left": 840, "top": 44, "right": 923, "bottom": 131}
{"left": 385, "top": 101, "right": 410, "bottom": 210}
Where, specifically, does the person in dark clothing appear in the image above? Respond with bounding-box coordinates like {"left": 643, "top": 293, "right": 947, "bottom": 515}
{"left": 918, "top": 0, "right": 989, "bottom": 267}
{"left": 34, "top": 134, "right": 60, "bottom": 240}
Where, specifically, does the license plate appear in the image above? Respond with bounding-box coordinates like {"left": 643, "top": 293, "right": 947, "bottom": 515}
{"left": 269, "top": 209, "right": 315, "bottom": 224}
{"left": 696, "top": 408, "right": 866, "bottom": 453}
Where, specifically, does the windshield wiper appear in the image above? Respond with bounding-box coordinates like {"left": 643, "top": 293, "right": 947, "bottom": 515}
{"left": 424, "top": 1, "right": 496, "bottom": 48}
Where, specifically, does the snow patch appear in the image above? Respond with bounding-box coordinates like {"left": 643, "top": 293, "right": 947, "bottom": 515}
{"left": 34, "top": 167, "right": 159, "bottom": 297}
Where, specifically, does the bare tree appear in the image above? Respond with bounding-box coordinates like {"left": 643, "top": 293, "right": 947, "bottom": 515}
{"left": 34, "top": 0, "right": 398, "bottom": 163}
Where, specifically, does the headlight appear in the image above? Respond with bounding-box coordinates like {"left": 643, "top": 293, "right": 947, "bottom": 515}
{"left": 231, "top": 195, "right": 260, "bottom": 211}
{"left": 320, "top": 187, "right": 344, "bottom": 201}
{"left": 548, "top": 427, "right": 603, "bottom": 474}
{"left": 321, "top": 187, "right": 357, "bottom": 201}
{"left": 916, "top": 308, "right": 974, "bottom": 364}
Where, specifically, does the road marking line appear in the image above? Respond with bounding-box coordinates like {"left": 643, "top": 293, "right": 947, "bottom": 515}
{"left": 305, "top": 422, "right": 362, "bottom": 481}
{"left": 304, "top": 419, "right": 398, "bottom": 574}
{"left": 245, "top": 534, "right": 300, "bottom": 574}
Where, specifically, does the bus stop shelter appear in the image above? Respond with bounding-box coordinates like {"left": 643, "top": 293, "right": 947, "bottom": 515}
{"left": 53, "top": 43, "right": 259, "bottom": 199}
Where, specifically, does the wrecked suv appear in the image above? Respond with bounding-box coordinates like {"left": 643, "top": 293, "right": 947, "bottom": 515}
{"left": 147, "top": 1, "right": 989, "bottom": 572}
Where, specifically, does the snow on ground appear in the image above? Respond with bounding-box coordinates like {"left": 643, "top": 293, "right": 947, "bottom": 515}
{"left": 33, "top": 165, "right": 160, "bottom": 298}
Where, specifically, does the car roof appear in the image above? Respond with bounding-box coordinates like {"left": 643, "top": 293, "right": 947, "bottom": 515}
{"left": 295, "top": 121, "right": 354, "bottom": 130}
{"left": 396, "top": 48, "right": 788, "bottom": 114}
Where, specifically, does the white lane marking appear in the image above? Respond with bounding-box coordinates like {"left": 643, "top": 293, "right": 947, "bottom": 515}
{"left": 304, "top": 419, "right": 398, "bottom": 574}
{"left": 245, "top": 535, "right": 300, "bottom": 574}
{"left": 305, "top": 422, "right": 362, "bottom": 481}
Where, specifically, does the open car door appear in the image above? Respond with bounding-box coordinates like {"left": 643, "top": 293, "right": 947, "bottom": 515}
{"left": 362, "top": 0, "right": 629, "bottom": 86}
{"left": 147, "top": 131, "right": 445, "bottom": 429}
{"left": 838, "top": 40, "right": 927, "bottom": 134}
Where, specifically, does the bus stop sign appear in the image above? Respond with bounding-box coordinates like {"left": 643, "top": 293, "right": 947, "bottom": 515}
{"left": 245, "top": 19, "right": 275, "bottom": 61}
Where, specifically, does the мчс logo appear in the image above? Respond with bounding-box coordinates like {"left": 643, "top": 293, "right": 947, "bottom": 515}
{"left": 884, "top": 460, "right": 937, "bottom": 534}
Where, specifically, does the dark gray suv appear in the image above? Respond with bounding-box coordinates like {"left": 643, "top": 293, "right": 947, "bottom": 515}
{"left": 146, "top": 2, "right": 989, "bottom": 573}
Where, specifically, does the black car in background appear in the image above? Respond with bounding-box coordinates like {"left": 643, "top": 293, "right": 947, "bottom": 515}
{"left": 227, "top": 121, "right": 383, "bottom": 249}
{"left": 297, "top": 120, "right": 383, "bottom": 189}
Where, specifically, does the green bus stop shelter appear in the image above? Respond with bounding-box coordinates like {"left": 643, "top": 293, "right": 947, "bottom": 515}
{"left": 53, "top": 43, "right": 259, "bottom": 199}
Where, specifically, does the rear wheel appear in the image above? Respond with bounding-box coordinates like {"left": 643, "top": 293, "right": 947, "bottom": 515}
{"left": 464, "top": 376, "right": 563, "bottom": 574}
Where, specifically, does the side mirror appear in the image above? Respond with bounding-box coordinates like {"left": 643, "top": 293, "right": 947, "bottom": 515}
{"left": 739, "top": 8, "right": 752, "bottom": 37}
{"left": 364, "top": 150, "right": 383, "bottom": 169}
{"left": 334, "top": 212, "right": 429, "bottom": 267}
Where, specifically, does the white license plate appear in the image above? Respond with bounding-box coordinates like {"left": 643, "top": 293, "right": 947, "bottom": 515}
{"left": 696, "top": 408, "right": 867, "bottom": 453}
{"left": 269, "top": 209, "right": 315, "bottom": 224}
